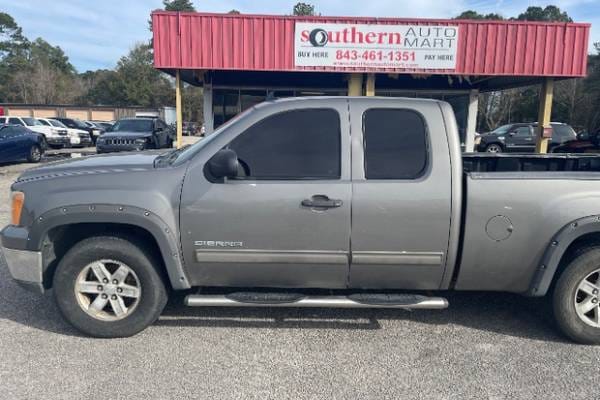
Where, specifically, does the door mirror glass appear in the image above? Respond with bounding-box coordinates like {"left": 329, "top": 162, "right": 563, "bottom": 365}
{"left": 207, "top": 149, "right": 239, "bottom": 180}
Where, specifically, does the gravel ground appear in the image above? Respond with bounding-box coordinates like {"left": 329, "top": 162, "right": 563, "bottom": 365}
{"left": 0, "top": 153, "right": 599, "bottom": 399}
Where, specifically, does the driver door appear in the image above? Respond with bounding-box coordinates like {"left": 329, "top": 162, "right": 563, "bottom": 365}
{"left": 179, "top": 103, "right": 352, "bottom": 289}
{"left": 508, "top": 125, "right": 534, "bottom": 152}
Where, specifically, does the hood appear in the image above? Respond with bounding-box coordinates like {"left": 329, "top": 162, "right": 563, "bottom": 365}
{"left": 102, "top": 131, "right": 152, "bottom": 138}
{"left": 15, "top": 151, "right": 166, "bottom": 184}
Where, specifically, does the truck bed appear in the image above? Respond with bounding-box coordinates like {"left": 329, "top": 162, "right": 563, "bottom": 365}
{"left": 463, "top": 153, "right": 600, "bottom": 173}
{"left": 456, "top": 152, "right": 600, "bottom": 294}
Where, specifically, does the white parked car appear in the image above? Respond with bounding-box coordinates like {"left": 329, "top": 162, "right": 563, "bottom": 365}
{"left": 37, "top": 118, "right": 92, "bottom": 148}
{"left": 0, "top": 116, "right": 70, "bottom": 148}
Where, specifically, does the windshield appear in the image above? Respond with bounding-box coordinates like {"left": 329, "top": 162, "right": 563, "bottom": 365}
{"left": 22, "top": 117, "right": 42, "bottom": 126}
{"left": 49, "top": 119, "right": 67, "bottom": 128}
{"left": 66, "top": 119, "right": 89, "bottom": 129}
{"left": 111, "top": 119, "right": 154, "bottom": 132}
{"left": 490, "top": 125, "right": 511, "bottom": 135}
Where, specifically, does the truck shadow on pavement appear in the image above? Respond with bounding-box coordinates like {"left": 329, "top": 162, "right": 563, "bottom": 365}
{"left": 154, "top": 291, "right": 565, "bottom": 342}
{"left": 0, "top": 261, "right": 564, "bottom": 342}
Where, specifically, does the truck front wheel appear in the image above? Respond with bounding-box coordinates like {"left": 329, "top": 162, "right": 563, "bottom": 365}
{"left": 53, "top": 235, "right": 168, "bottom": 338}
{"left": 554, "top": 247, "right": 600, "bottom": 344}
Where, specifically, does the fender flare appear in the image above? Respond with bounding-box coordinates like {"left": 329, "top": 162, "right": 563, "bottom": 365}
{"left": 528, "top": 215, "right": 600, "bottom": 297}
{"left": 27, "top": 204, "right": 190, "bottom": 290}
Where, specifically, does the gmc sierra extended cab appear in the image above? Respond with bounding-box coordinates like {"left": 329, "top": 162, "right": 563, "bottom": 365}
{"left": 4, "top": 97, "right": 600, "bottom": 343}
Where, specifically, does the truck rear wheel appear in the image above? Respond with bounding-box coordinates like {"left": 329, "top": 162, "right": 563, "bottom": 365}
{"left": 553, "top": 247, "right": 600, "bottom": 344}
{"left": 53, "top": 235, "right": 168, "bottom": 338}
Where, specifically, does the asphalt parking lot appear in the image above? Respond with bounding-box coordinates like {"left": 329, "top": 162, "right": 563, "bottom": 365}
{"left": 0, "top": 151, "right": 599, "bottom": 399}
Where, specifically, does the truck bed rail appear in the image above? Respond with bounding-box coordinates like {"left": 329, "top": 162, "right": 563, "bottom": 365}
{"left": 463, "top": 153, "right": 600, "bottom": 173}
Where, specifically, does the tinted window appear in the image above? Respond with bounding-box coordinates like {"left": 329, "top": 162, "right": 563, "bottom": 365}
{"left": 8, "top": 117, "right": 24, "bottom": 126}
{"left": 513, "top": 126, "right": 532, "bottom": 136}
{"left": 552, "top": 124, "right": 577, "bottom": 142}
{"left": 228, "top": 109, "right": 341, "bottom": 180}
{"left": 363, "top": 109, "right": 428, "bottom": 180}
{"left": 38, "top": 119, "right": 50, "bottom": 126}
{"left": 111, "top": 119, "right": 154, "bottom": 132}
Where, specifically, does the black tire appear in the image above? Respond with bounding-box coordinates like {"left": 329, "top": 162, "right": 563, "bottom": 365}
{"left": 53, "top": 236, "right": 168, "bottom": 338}
{"left": 485, "top": 143, "right": 503, "bottom": 153}
{"left": 553, "top": 246, "right": 600, "bottom": 344}
{"left": 27, "top": 144, "right": 42, "bottom": 163}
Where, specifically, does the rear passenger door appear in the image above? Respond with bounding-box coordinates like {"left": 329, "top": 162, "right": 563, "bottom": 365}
{"left": 348, "top": 100, "right": 452, "bottom": 290}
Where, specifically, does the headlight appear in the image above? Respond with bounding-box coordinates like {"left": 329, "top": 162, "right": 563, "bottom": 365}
{"left": 92, "top": 129, "right": 101, "bottom": 135}
{"left": 474, "top": 136, "right": 481, "bottom": 145}
{"left": 50, "top": 128, "right": 60, "bottom": 134}
{"left": 498, "top": 136, "right": 505, "bottom": 140}
{"left": 11, "top": 191, "right": 24, "bottom": 226}
{"left": 135, "top": 138, "right": 148, "bottom": 144}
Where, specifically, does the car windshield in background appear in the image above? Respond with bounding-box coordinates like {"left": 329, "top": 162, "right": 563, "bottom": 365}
{"left": 111, "top": 119, "right": 153, "bottom": 132}
{"left": 49, "top": 120, "right": 67, "bottom": 128}
{"left": 71, "top": 120, "right": 89, "bottom": 129}
{"left": 22, "top": 117, "right": 42, "bottom": 126}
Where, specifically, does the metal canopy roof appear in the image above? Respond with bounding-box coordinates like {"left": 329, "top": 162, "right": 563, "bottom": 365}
{"left": 152, "top": 11, "right": 590, "bottom": 79}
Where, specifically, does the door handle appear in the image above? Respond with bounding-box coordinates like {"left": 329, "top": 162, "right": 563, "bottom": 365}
{"left": 301, "top": 195, "right": 343, "bottom": 209}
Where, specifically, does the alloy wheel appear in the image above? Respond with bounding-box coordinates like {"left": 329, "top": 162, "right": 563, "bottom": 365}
{"left": 574, "top": 268, "right": 600, "bottom": 328}
{"left": 74, "top": 260, "right": 142, "bottom": 321}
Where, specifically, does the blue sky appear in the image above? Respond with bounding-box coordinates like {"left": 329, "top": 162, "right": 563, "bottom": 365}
{"left": 1, "top": 0, "right": 598, "bottom": 72}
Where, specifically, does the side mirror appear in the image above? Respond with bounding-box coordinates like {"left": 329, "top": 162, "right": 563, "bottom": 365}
{"left": 207, "top": 149, "right": 239, "bottom": 180}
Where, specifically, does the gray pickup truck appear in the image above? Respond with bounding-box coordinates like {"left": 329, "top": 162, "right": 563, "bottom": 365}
{"left": 4, "top": 97, "right": 600, "bottom": 343}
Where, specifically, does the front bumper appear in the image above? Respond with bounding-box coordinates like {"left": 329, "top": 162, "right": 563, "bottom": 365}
{"left": 70, "top": 135, "right": 93, "bottom": 147}
{"left": 1, "top": 226, "right": 44, "bottom": 294}
{"left": 46, "top": 136, "right": 71, "bottom": 147}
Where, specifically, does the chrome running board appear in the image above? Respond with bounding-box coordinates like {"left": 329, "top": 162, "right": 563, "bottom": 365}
{"left": 184, "top": 293, "right": 448, "bottom": 309}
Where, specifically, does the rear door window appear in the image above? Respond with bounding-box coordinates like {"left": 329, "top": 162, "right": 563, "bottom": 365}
{"left": 363, "top": 109, "right": 428, "bottom": 179}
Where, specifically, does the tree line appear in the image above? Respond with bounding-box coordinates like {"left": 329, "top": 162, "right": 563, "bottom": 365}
{"left": 0, "top": 2, "right": 599, "bottom": 132}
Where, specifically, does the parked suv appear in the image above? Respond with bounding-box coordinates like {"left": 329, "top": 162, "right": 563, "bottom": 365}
{"left": 0, "top": 116, "right": 69, "bottom": 148}
{"left": 476, "top": 122, "right": 577, "bottom": 153}
{"left": 96, "top": 117, "right": 173, "bottom": 153}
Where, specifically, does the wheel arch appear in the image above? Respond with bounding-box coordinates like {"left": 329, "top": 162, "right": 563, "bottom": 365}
{"left": 528, "top": 215, "right": 600, "bottom": 296}
{"left": 30, "top": 204, "right": 190, "bottom": 291}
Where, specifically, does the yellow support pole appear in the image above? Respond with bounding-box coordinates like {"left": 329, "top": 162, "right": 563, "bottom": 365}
{"left": 175, "top": 69, "right": 183, "bottom": 149}
{"left": 535, "top": 78, "right": 554, "bottom": 154}
{"left": 348, "top": 73, "right": 363, "bottom": 96}
{"left": 365, "top": 73, "right": 376, "bottom": 96}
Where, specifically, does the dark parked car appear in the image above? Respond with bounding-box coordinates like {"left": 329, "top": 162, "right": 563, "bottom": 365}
{"left": 92, "top": 121, "right": 113, "bottom": 131}
{"left": 54, "top": 117, "right": 99, "bottom": 144}
{"left": 0, "top": 125, "right": 45, "bottom": 164}
{"left": 549, "top": 129, "right": 600, "bottom": 153}
{"left": 476, "top": 122, "right": 577, "bottom": 153}
{"left": 95, "top": 117, "right": 173, "bottom": 154}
